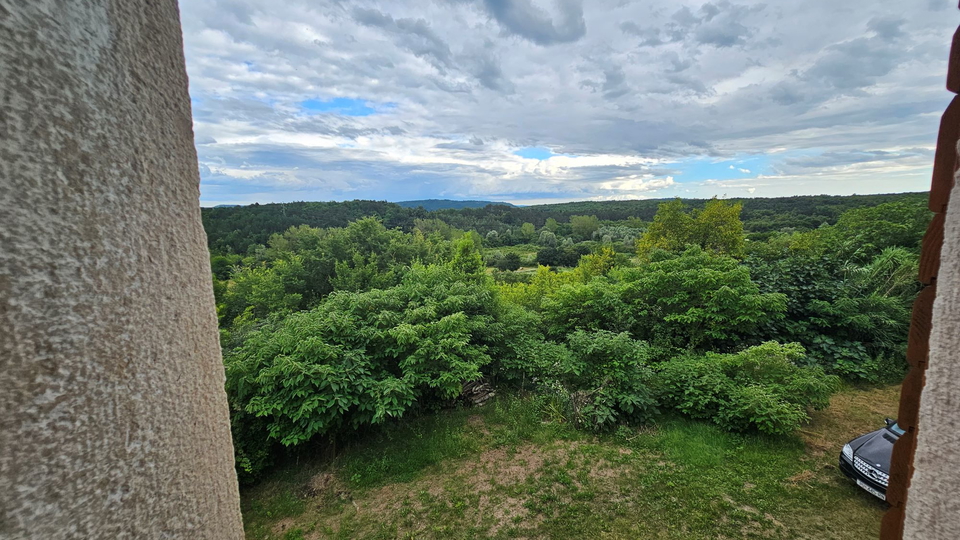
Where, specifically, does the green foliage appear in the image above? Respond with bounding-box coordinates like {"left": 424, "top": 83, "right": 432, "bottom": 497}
{"left": 202, "top": 193, "right": 927, "bottom": 254}
{"left": 536, "top": 243, "right": 591, "bottom": 267}
{"left": 213, "top": 194, "right": 923, "bottom": 487}
{"left": 556, "top": 330, "right": 658, "bottom": 430}
{"left": 822, "top": 201, "right": 929, "bottom": 259}
{"left": 216, "top": 218, "right": 457, "bottom": 328}
{"left": 746, "top": 227, "right": 917, "bottom": 380}
{"left": 211, "top": 252, "right": 242, "bottom": 280}
{"left": 218, "top": 257, "right": 305, "bottom": 323}
{"left": 495, "top": 252, "right": 522, "bottom": 271}
{"left": 656, "top": 342, "right": 840, "bottom": 435}
{"left": 543, "top": 247, "right": 786, "bottom": 351}
{"left": 414, "top": 218, "right": 457, "bottom": 240}
{"left": 636, "top": 199, "right": 693, "bottom": 255}
{"left": 570, "top": 215, "right": 600, "bottom": 240}
{"left": 449, "top": 235, "right": 485, "bottom": 276}
{"left": 537, "top": 229, "right": 558, "bottom": 247}
{"left": 225, "top": 267, "right": 502, "bottom": 474}
{"left": 637, "top": 198, "right": 745, "bottom": 258}
{"left": 519, "top": 222, "right": 537, "bottom": 241}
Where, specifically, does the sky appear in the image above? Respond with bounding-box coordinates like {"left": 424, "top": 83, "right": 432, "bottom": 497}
{"left": 180, "top": 0, "right": 957, "bottom": 206}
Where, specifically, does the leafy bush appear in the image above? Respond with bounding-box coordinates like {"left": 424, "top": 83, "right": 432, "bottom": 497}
{"left": 552, "top": 330, "right": 658, "bottom": 430}
{"left": 747, "top": 234, "right": 917, "bottom": 380}
{"left": 543, "top": 247, "right": 786, "bottom": 351}
{"left": 655, "top": 342, "right": 840, "bottom": 435}
{"left": 224, "top": 266, "right": 527, "bottom": 477}
{"left": 496, "top": 252, "right": 522, "bottom": 271}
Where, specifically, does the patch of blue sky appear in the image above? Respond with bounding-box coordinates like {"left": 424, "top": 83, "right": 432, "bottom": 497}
{"left": 513, "top": 147, "right": 572, "bottom": 160}
{"left": 300, "top": 97, "right": 395, "bottom": 117}
{"left": 667, "top": 154, "right": 773, "bottom": 183}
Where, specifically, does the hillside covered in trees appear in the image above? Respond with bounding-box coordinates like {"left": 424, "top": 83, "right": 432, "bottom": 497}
{"left": 202, "top": 192, "right": 927, "bottom": 253}
{"left": 205, "top": 192, "right": 929, "bottom": 485}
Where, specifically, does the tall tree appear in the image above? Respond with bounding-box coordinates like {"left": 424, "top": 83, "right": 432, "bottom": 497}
{"left": 570, "top": 215, "right": 600, "bottom": 240}
{"left": 637, "top": 198, "right": 744, "bottom": 258}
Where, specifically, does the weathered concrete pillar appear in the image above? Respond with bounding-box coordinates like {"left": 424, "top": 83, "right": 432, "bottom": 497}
{"left": 902, "top": 153, "right": 960, "bottom": 539}
{"left": 0, "top": 1, "right": 243, "bottom": 537}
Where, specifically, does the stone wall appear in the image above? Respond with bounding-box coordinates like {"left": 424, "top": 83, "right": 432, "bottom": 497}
{"left": 0, "top": 1, "right": 243, "bottom": 537}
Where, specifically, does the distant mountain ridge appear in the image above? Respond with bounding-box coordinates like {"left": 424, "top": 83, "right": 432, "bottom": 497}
{"left": 397, "top": 199, "right": 514, "bottom": 210}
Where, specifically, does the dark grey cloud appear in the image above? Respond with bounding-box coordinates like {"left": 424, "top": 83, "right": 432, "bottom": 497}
{"left": 352, "top": 7, "right": 453, "bottom": 71}
{"left": 782, "top": 148, "right": 934, "bottom": 170}
{"left": 620, "top": 22, "right": 668, "bottom": 47}
{"left": 692, "top": 2, "right": 767, "bottom": 47}
{"left": 461, "top": 40, "right": 513, "bottom": 92}
{"left": 803, "top": 36, "right": 901, "bottom": 90}
{"left": 481, "top": 0, "right": 587, "bottom": 45}
{"left": 623, "top": 1, "right": 764, "bottom": 49}
{"left": 601, "top": 67, "right": 628, "bottom": 99}
{"left": 867, "top": 16, "right": 906, "bottom": 40}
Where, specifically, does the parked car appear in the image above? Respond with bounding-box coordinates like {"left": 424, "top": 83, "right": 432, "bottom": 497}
{"left": 839, "top": 419, "right": 903, "bottom": 501}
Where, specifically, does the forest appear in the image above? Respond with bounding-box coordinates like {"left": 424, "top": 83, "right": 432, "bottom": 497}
{"left": 208, "top": 193, "right": 929, "bottom": 484}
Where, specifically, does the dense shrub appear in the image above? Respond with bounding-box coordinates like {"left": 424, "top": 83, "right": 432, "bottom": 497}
{"left": 496, "top": 252, "right": 522, "bottom": 271}
{"left": 552, "top": 330, "right": 658, "bottom": 430}
{"left": 224, "top": 266, "right": 537, "bottom": 478}
{"left": 747, "top": 233, "right": 917, "bottom": 380}
{"left": 656, "top": 342, "right": 840, "bottom": 435}
{"left": 542, "top": 247, "right": 787, "bottom": 351}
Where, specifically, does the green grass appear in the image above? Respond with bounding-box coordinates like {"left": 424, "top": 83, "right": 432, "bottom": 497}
{"left": 239, "top": 386, "right": 897, "bottom": 539}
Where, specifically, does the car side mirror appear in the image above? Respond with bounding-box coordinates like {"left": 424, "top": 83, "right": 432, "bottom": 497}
{"left": 885, "top": 418, "right": 894, "bottom": 427}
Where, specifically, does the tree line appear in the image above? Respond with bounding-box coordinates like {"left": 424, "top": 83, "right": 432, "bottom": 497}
{"left": 202, "top": 192, "right": 928, "bottom": 253}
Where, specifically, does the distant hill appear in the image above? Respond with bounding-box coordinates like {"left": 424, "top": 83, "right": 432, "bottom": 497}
{"left": 397, "top": 199, "right": 514, "bottom": 211}
{"left": 201, "top": 192, "right": 928, "bottom": 253}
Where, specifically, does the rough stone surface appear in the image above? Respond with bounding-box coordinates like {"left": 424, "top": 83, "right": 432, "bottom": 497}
{"left": 903, "top": 146, "right": 960, "bottom": 539}
{"left": 0, "top": 1, "right": 243, "bottom": 537}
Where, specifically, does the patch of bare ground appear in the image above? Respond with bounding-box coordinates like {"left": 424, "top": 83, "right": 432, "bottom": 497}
{"left": 306, "top": 442, "right": 585, "bottom": 537}
{"left": 465, "top": 414, "right": 491, "bottom": 436}
{"left": 587, "top": 457, "right": 630, "bottom": 481}
{"left": 272, "top": 517, "right": 297, "bottom": 537}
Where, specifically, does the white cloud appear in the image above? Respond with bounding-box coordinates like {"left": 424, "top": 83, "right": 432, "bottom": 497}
{"left": 180, "top": 0, "right": 952, "bottom": 205}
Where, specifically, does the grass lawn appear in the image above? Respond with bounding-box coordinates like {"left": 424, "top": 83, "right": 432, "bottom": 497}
{"left": 239, "top": 385, "right": 899, "bottom": 539}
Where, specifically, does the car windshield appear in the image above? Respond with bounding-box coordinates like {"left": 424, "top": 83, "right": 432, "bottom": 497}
{"left": 889, "top": 422, "right": 906, "bottom": 436}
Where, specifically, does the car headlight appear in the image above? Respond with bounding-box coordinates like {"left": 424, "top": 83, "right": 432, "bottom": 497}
{"left": 842, "top": 443, "right": 853, "bottom": 461}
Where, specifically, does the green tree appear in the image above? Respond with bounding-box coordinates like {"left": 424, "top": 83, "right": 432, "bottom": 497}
{"left": 538, "top": 230, "right": 558, "bottom": 247}
{"left": 545, "top": 247, "right": 786, "bottom": 350}
{"left": 414, "top": 218, "right": 456, "bottom": 240}
{"left": 520, "top": 222, "right": 537, "bottom": 242}
{"left": 450, "top": 235, "right": 485, "bottom": 276}
{"left": 692, "top": 198, "right": 745, "bottom": 257}
{"left": 823, "top": 201, "right": 930, "bottom": 259}
{"left": 220, "top": 257, "right": 305, "bottom": 324}
{"left": 656, "top": 342, "right": 840, "bottom": 435}
{"left": 496, "top": 252, "right": 522, "bottom": 271}
{"left": 637, "top": 198, "right": 744, "bottom": 258}
{"left": 544, "top": 217, "right": 560, "bottom": 232}
{"left": 636, "top": 199, "right": 694, "bottom": 256}
{"left": 570, "top": 215, "right": 600, "bottom": 240}
{"left": 558, "top": 330, "right": 658, "bottom": 430}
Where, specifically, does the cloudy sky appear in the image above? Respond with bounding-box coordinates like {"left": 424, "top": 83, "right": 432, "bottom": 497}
{"left": 180, "top": 0, "right": 956, "bottom": 206}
